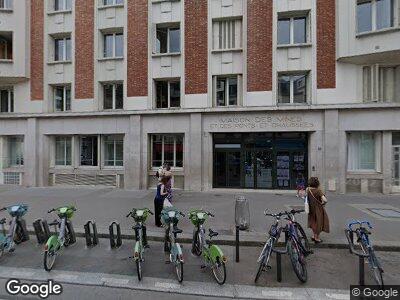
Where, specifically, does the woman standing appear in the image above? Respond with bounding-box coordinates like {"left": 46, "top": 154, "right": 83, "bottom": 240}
{"left": 154, "top": 177, "right": 168, "bottom": 227}
{"left": 307, "top": 177, "right": 330, "bottom": 243}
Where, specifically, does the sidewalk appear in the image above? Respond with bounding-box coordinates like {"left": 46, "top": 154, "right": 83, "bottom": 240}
{"left": 0, "top": 185, "right": 399, "bottom": 249}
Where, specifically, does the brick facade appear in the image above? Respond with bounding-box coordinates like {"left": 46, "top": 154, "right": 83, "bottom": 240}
{"left": 127, "top": 0, "right": 148, "bottom": 97}
{"left": 30, "top": 0, "right": 44, "bottom": 101}
{"left": 184, "top": 0, "right": 208, "bottom": 95}
{"left": 317, "top": 0, "right": 336, "bottom": 89}
{"left": 247, "top": 0, "right": 273, "bottom": 92}
{"left": 75, "top": 0, "right": 94, "bottom": 99}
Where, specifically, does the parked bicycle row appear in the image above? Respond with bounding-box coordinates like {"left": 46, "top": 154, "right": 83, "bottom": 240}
{"left": 0, "top": 204, "right": 384, "bottom": 287}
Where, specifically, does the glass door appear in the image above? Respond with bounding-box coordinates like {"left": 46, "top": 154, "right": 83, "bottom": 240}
{"left": 393, "top": 146, "right": 400, "bottom": 188}
{"left": 213, "top": 149, "right": 241, "bottom": 188}
{"left": 243, "top": 151, "right": 255, "bottom": 188}
{"left": 256, "top": 150, "right": 273, "bottom": 188}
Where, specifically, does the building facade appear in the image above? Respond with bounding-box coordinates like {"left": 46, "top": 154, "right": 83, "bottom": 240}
{"left": 0, "top": 0, "right": 400, "bottom": 194}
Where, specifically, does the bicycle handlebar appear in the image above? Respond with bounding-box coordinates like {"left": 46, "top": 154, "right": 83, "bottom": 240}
{"left": 264, "top": 208, "right": 304, "bottom": 218}
{"left": 348, "top": 220, "right": 373, "bottom": 231}
{"left": 0, "top": 207, "right": 6, "bottom": 212}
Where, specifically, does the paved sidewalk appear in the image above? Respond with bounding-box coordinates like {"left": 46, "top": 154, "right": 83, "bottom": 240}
{"left": 0, "top": 185, "right": 399, "bottom": 248}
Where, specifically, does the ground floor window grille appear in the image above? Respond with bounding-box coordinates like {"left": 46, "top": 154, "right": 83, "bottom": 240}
{"left": 104, "top": 135, "right": 123, "bottom": 167}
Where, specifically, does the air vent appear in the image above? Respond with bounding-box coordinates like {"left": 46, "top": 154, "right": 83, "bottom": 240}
{"left": 52, "top": 173, "right": 119, "bottom": 187}
{"left": 3, "top": 172, "right": 21, "bottom": 185}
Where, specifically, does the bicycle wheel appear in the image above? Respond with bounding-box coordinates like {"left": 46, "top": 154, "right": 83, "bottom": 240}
{"left": 212, "top": 257, "right": 226, "bottom": 285}
{"left": 175, "top": 258, "right": 184, "bottom": 283}
{"left": 254, "top": 241, "right": 272, "bottom": 283}
{"left": 369, "top": 249, "right": 384, "bottom": 287}
{"left": 295, "top": 223, "right": 311, "bottom": 254}
{"left": 136, "top": 258, "right": 143, "bottom": 281}
{"left": 192, "top": 231, "right": 202, "bottom": 256}
{"left": 43, "top": 250, "right": 56, "bottom": 271}
{"left": 287, "top": 238, "right": 307, "bottom": 283}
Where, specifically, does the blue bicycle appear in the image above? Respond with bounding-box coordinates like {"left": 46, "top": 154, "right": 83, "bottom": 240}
{"left": 0, "top": 204, "right": 29, "bottom": 258}
{"left": 347, "top": 220, "right": 384, "bottom": 287}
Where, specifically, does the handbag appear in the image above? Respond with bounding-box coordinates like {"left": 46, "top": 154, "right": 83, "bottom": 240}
{"left": 163, "top": 198, "right": 173, "bottom": 208}
{"left": 304, "top": 194, "right": 310, "bottom": 214}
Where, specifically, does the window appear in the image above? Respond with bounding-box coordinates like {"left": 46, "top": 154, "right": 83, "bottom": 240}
{"left": 0, "top": 33, "right": 12, "bottom": 60}
{"left": 103, "top": 83, "right": 123, "bottom": 110}
{"left": 214, "top": 76, "right": 239, "bottom": 106}
{"left": 103, "top": 0, "right": 123, "bottom": 5}
{"left": 54, "top": 37, "right": 71, "bottom": 61}
{"left": 363, "top": 65, "right": 400, "bottom": 102}
{"left": 54, "top": 86, "right": 71, "bottom": 111}
{"left": 277, "top": 15, "right": 308, "bottom": 45}
{"left": 151, "top": 134, "right": 183, "bottom": 168}
{"left": 348, "top": 132, "right": 381, "bottom": 171}
{"left": 103, "top": 32, "right": 123, "bottom": 58}
{"left": 357, "top": 0, "right": 394, "bottom": 33}
{"left": 104, "top": 135, "right": 123, "bottom": 167}
{"left": 0, "top": 89, "right": 13, "bottom": 113}
{"left": 55, "top": 136, "right": 72, "bottom": 166}
{"left": 8, "top": 136, "right": 23, "bottom": 167}
{"left": 278, "top": 73, "right": 308, "bottom": 104}
{"left": 54, "top": 0, "right": 71, "bottom": 11}
{"left": 0, "top": 0, "right": 12, "bottom": 10}
{"left": 212, "top": 19, "right": 242, "bottom": 50}
{"left": 155, "top": 25, "right": 180, "bottom": 54}
{"left": 80, "top": 136, "right": 98, "bottom": 166}
{"left": 155, "top": 80, "right": 180, "bottom": 108}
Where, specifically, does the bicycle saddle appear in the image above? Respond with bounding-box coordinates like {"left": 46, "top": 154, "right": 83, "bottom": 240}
{"left": 209, "top": 229, "right": 218, "bottom": 238}
{"left": 172, "top": 228, "right": 183, "bottom": 235}
{"left": 0, "top": 218, "right": 6, "bottom": 225}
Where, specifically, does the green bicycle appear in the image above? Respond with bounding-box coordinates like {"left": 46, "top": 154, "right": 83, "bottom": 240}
{"left": 43, "top": 205, "right": 76, "bottom": 271}
{"left": 189, "top": 209, "right": 227, "bottom": 285}
{"left": 126, "top": 208, "right": 153, "bottom": 281}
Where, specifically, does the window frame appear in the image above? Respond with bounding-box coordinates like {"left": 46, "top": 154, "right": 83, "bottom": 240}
{"left": 277, "top": 13, "right": 310, "bottom": 46}
{"left": 53, "top": 85, "right": 71, "bottom": 112}
{"left": 7, "top": 136, "right": 24, "bottom": 167}
{"left": 356, "top": 0, "right": 396, "bottom": 34}
{"left": 54, "top": 136, "right": 72, "bottom": 167}
{"left": 103, "top": 135, "right": 124, "bottom": 168}
{"left": 277, "top": 72, "right": 309, "bottom": 104}
{"left": 150, "top": 134, "right": 184, "bottom": 169}
{"left": 362, "top": 64, "right": 399, "bottom": 102}
{"left": 213, "top": 75, "right": 240, "bottom": 107}
{"left": 79, "top": 135, "right": 100, "bottom": 167}
{"left": 102, "top": 0, "right": 123, "bottom": 7}
{"left": 103, "top": 32, "right": 123, "bottom": 58}
{"left": 347, "top": 132, "right": 382, "bottom": 172}
{"left": 0, "top": 0, "right": 12, "bottom": 10}
{"left": 54, "top": 0, "right": 71, "bottom": 12}
{"left": 0, "top": 88, "right": 14, "bottom": 113}
{"left": 0, "top": 33, "right": 12, "bottom": 60}
{"left": 54, "top": 36, "right": 71, "bottom": 62}
{"left": 154, "top": 80, "right": 181, "bottom": 109}
{"left": 155, "top": 24, "right": 181, "bottom": 54}
{"left": 102, "top": 82, "right": 123, "bottom": 110}
{"left": 212, "top": 18, "right": 243, "bottom": 51}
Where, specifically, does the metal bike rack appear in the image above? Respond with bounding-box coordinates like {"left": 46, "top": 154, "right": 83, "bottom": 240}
{"left": 84, "top": 220, "right": 99, "bottom": 247}
{"left": 345, "top": 229, "right": 369, "bottom": 286}
{"left": 32, "top": 219, "right": 51, "bottom": 244}
{"left": 109, "top": 221, "right": 122, "bottom": 249}
{"left": 16, "top": 219, "right": 30, "bottom": 243}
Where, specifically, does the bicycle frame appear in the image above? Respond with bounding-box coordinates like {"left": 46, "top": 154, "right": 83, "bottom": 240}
{"left": 133, "top": 222, "right": 144, "bottom": 260}
{"left": 45, "top": 217, "right": 66, "bottom": 251}
{"left": 285, "top": 216, "right": 307, "bottom": 256}
{"left": 0, "top": 215, "right": 18, "bottom": 251}
{"left": 169, "top": 222, "right": 183, "bottom": 263}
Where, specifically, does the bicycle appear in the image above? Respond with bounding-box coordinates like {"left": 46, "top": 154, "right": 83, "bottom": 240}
{"left": 161, "top": 207, "right": 185, "bottom": 283}
{"left": 126, "top": 208, "right": 153, "bottom": 281}
{"left": 347, "top": 220, "right": 384, "bottom": 287}
{"left": 43, "top": 205, "right": 76, "bottom": 271}
{"left": 254, "top": 210, "right": 285, "bottom": 283}
{"left": 189, "top": 209, "right": 227, "bottom": 285}
{"left": 0, "top": 204, "right": 29, "bottom": 258}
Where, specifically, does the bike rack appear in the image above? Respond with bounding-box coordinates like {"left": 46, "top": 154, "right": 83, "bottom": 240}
{"left": 32, "top": 219, "right": 51, "bottom": 244}
{"left": 84, "top": 220, "right": 99, "bottom": 247}
{"left": 16, "top": 219, "right": 30, "bottom": 243}
{"left": 344, "top": 229, "right": 369, "bottom": 286}
{"left": 109, "top": 221, "right": 122, "bottom": 249}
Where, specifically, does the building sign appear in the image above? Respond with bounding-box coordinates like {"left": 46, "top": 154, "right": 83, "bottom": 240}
{"left": 208, "top": 114, "right": 316, "bottom": 131}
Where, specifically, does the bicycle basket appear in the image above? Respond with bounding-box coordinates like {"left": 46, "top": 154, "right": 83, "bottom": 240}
{"left": 189, "top": 210, "right": 207, "bottom": 226}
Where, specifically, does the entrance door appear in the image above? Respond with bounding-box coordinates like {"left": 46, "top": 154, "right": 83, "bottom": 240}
{"left": 256, "top": 150, "right": 273, "bottom": 188}
{"left": 214, "top": 150, "right": 241, "bottom": 188}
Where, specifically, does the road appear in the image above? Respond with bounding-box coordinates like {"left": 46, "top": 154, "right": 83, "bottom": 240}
{"left": 0, "top": 238, "right": 399, "bottom": 299}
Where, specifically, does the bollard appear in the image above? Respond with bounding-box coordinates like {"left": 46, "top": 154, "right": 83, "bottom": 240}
{"left": 84, "top": 221, "right": 99, "bottom": 247}
{"left": 109, "top": 221, "right": 122, "bottom": 249}
{"left": 235, "top": 226, "right": 240, "bottom": 263}
{"left": 276, "top": 252, "right": 282, "bottom": 282}
{"left": 32, "top": 219, "right": 50, "bottom": 244}
{"left": 359, "top": 256, "right": 365, "bottom": 286}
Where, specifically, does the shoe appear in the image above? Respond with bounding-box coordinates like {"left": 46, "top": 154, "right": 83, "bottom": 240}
{"left": 314, "top": 239, "right": 323, "bottom": 244}
{"left": 200, "top": 264, "right": 206, "bottom": 269}
{"left": 143, "top": 244, "right": 150, "bottom": 249}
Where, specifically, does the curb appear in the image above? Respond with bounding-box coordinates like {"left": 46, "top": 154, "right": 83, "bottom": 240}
{"left": 26, "top": 229, "right": 400, "bottom": 252}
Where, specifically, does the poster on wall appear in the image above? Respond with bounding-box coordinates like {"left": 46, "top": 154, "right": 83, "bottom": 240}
{"left": 277, "top": 155, "right": 290, "bottom": 187}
